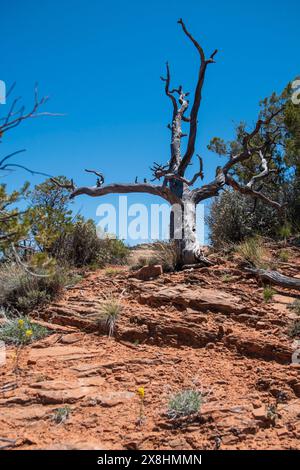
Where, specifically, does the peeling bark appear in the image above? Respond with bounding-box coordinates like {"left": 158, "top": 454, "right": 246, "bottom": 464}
{"left": 245, "top": 268, "right": 300, "bottom": 290}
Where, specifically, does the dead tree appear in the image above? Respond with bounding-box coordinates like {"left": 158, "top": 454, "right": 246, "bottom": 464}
{"left": 67, "top": 19, "right": 285, "bottom": 265}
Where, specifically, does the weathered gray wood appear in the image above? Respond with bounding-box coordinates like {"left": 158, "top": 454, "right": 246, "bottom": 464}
{"left": 245, "top": 267, "right": 300, "bottom": 290}
{"left": 62, "top": 20, "right": 286, "bottom": 267}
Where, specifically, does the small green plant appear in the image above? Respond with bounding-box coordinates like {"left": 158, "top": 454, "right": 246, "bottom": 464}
{"left": 288, "top": 319, "right": 300, "bottom": 338}
{"left": 289, "top": 300, "right": 300, "bottom": 316}
{"left": 0, "top": 316, "right": 49, "bottom": 345}
{"left": 221, "top": 274, "right": 234, "bottom": 283}
{"left": 263, "top": 286, "right": 275, "bottom": 303}
{"left": 237, "top": 237, "right": 266, "bottom": 267}
{"left": 277, "top": 250, "right": 289, "bottom": 262}
{"left": 52, "top": 406, "right": 71, "bottom": 424}
{"left": 266, "top": 404, "right": 278, "bottom": 425}
{"left": 167, "top": 389, "right": 203, "bottom": 419}
{"left": 100, "top": 297, "right": 122, "bottom": 337}
{"left": 105, "top": 268, "right": 122, "bottom": 277}
{"left": 278, "top": 223, "right": 292, "bottom": 244}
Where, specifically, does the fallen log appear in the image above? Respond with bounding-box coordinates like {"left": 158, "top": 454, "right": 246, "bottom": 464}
{"left": 245, "top": 267, "right": 300, "bottom": 290}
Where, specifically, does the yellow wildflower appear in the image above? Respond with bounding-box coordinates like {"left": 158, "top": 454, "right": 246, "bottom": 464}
{"left": 18, "top": 319, "right": 24, "bottom": 328}
{"left": 137, "top": 387, "right": 145, "bottom": 400}
{"left": 25, "top": 329, "right": 33, "bottom": 338}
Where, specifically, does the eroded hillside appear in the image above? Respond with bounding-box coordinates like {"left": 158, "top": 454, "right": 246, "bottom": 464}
{"left": 1, "top": 243, "right": 300, "bottom": 450}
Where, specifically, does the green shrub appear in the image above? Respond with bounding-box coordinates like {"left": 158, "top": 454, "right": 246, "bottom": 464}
{"left": 207, "top": 190, "right": 282, "bottom": 248}
{"left": 52, "top": 406, "right": 71, "bottom": 424}
{"left": 263, "top": 286, "right": 275, "bottom": 303}
{"left": 167, "top": 389, "right": 203, "bottom": 419}
{"left": 0, "top": 263, "right": 71, "bottom": 313}
{"left": 0, "top": 316, "right": 49, "bottom": 345}
{"left": 50, "top": 219, "right": 129, "bottom": 267}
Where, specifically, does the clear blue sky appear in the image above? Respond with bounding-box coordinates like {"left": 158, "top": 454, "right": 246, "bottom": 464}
{"left": 1, "top": 0, "right": 299, "bottom": 243}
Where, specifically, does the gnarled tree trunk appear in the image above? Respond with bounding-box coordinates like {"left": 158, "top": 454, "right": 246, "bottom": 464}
{"left": 59, "top": 19, "right": 285, "bottom": 268}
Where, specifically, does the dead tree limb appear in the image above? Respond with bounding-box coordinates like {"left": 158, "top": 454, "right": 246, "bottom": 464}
{"left": 245, "top": 267, "right": 300, "bottom": 290}
{"left": 70, "top": 182, "right": 181, "bottom": 205}
{"left": 0, "top": 84, "right": 61, "bottom": 176}
{"left": 64, "top": 19, "right": 287, "bottom": 266}
{"left": 177, "top": 18, "right": 218, "bottom": 175}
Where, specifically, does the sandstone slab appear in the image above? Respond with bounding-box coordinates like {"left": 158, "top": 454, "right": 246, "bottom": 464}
{"left": 139, "top": 285, "right": 245, "bottom": 314}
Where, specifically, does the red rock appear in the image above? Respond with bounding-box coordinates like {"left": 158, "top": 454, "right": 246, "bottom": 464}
{"left": 292, "top": 382, "right": 300, "bottom": 397}
{"left": 132, "top": 264, "right": 163, "bottom": 281}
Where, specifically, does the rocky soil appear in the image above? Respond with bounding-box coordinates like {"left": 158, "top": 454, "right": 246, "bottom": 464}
{"left": 1, "top": 244, "right": 300, "bottom": 450}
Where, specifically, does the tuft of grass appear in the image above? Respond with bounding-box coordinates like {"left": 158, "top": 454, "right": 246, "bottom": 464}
{"left": 0, "top": 316, "right": 49, "bottom": 345}
{"left": 152, "top": 241, "right": 180, "bottom": 272}
{"left": 167, "top": 389, "right": 203, "bottom": 419}
{"left": 52, "top": 406, "right": 71, "bottom": 424}
{"left": 221, "top": 274, "right": 234, "bottom": 283}
{"left": 263, "top": 286, "right": 275, "bottom": 303}
{"left": 288, "top": 319, "right": 300, "bottom": 338}
{"left": 277, "top": 250, "right": 290, "bottom": 262}
{"left": 131, "top": 242, "right": 180, "bottom": 272}
{"left": 237, "top": 237, "right": 266, "bottom": 267}
{"left": 99, "top": 297, "right": 122, "bottom": 337}
{"left": 278, "top": 223, "right": 292, "bottom": 243}
{"left": 105, "top": 268, "right": 122, "bottom": 277}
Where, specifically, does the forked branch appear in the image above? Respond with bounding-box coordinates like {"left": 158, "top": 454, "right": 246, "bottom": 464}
{"left": 177, "top": 19, "right": 218, "bottom": 175}
{"left": 0, "top": 83, "right": 63, "bottom": 137}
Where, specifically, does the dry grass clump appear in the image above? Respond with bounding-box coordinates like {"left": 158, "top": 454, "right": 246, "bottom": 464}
{"left": 99, "top": 297, "right": 123, "bottom": 337}
{"left": 236, "top": 237, "right": 267, "bottom": 267}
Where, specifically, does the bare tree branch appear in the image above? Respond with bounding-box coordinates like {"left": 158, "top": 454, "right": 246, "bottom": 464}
{"left": 85, "top": 169, "right": 105, "bottom": 186}
{"left": 226, "top": 174, "right": 284, "bottom": 211}
{"left": 246, "top": 150, "right": 276, "bottom": 189}
{"left": 222, "top": 107, "right": 284, "bottom": 175}
{"left": 70, "top": 182, "right": 181, "bottom": 205}
{"left": 192, "top": 169, "right": 226, "bottom": 204}
{"left": 161, "top": 64, "right": 190, "bottom": 172}
{"left": 151, "top": 154, "right": 204, "bottom": 186}
{"left": 0, "top": 149, "right": 26, "bottom": 167}
{"left": 0, "top": 148, "right": 52, "bottom": 177}
{"left": 160, "top": 62, "right": 178, "bottom": 120}
{"left": 0, "top": 83, "right": 63, "bottom": 137}
{"left": 177, "top": 18, "right": 217, "bottom": 176}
